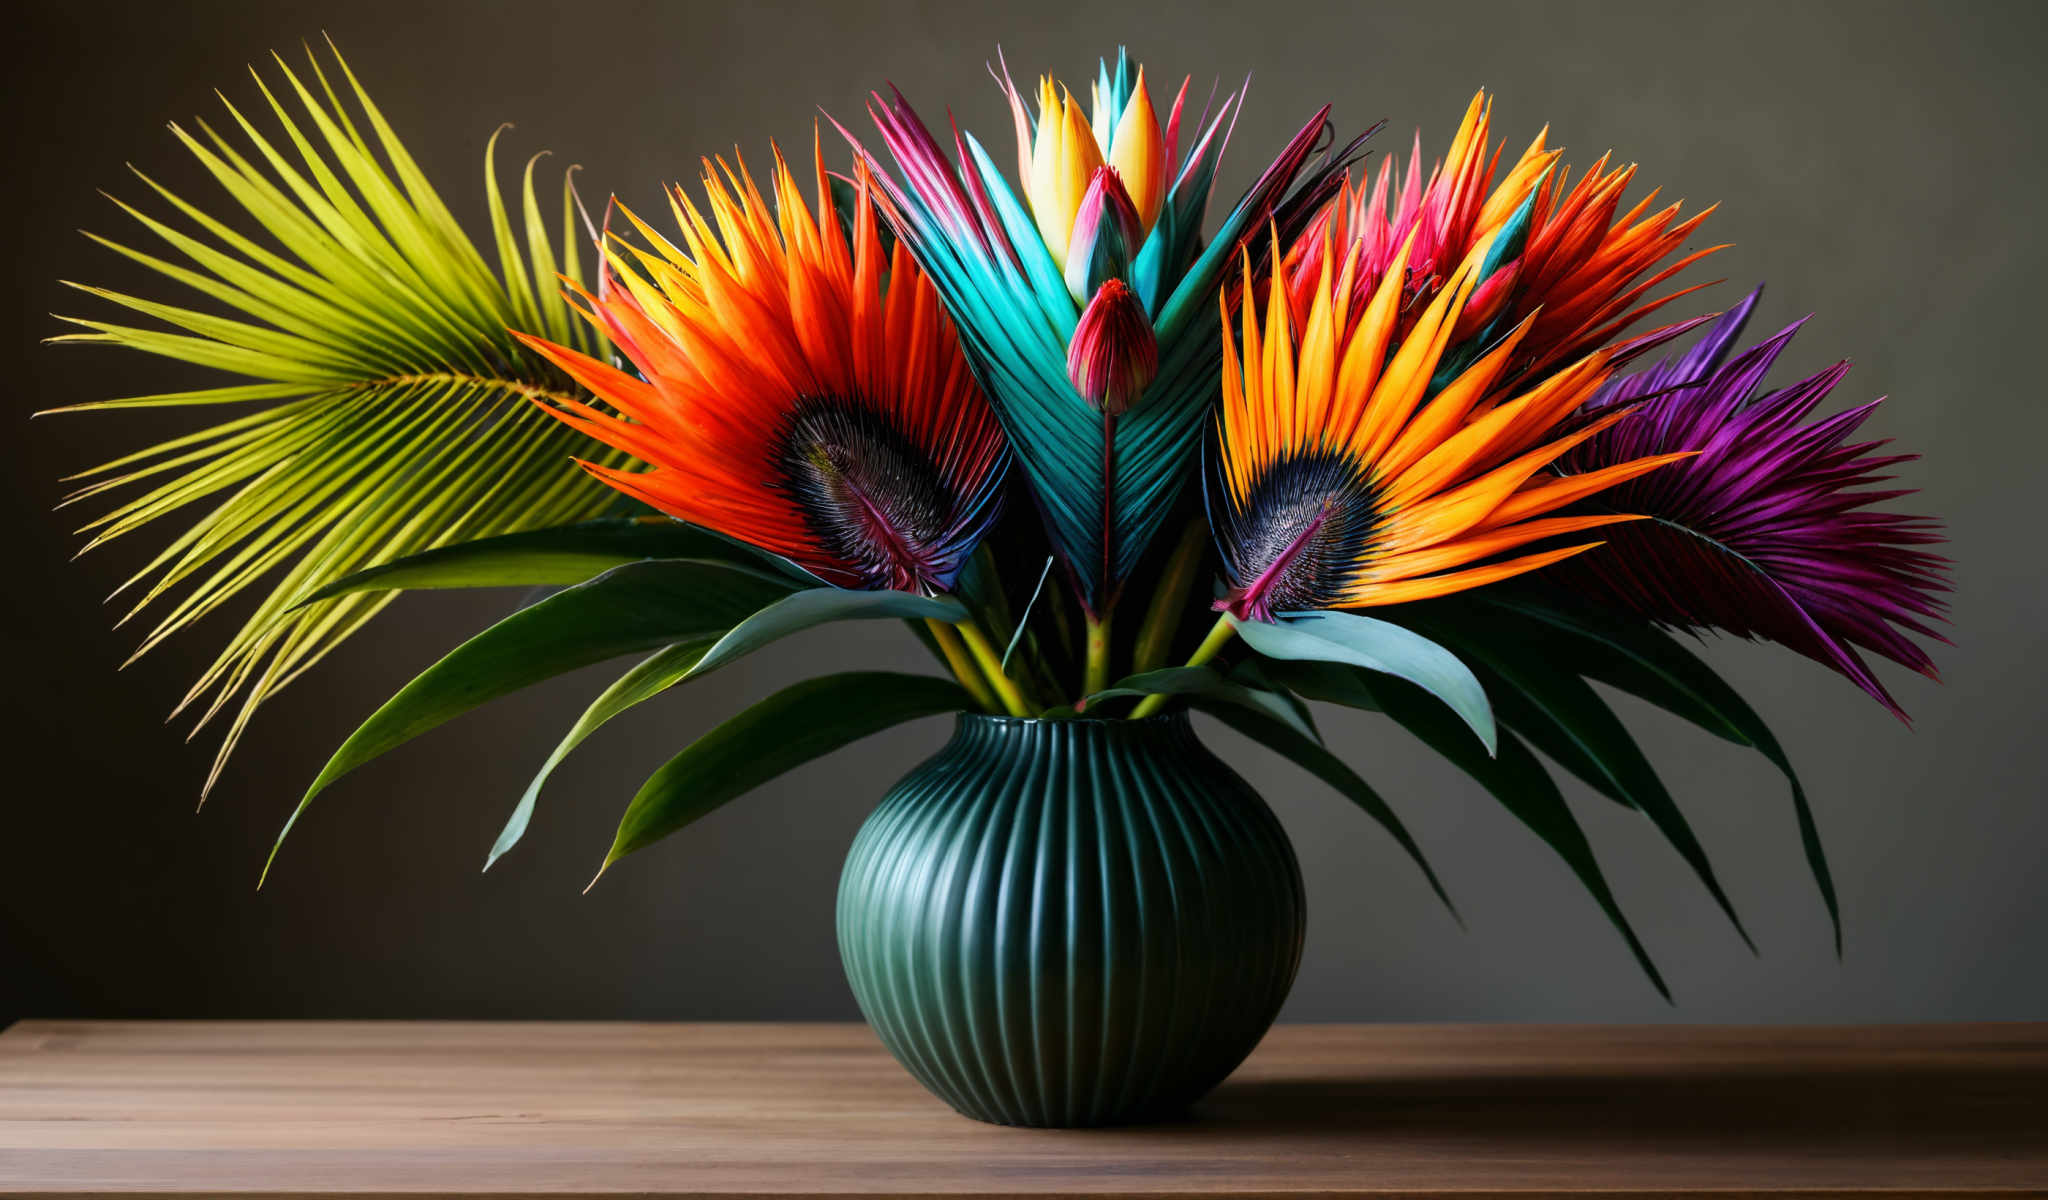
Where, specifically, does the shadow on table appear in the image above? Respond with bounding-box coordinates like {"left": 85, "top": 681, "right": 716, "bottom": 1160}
{"left": 1192, "top": 1062, "right": 2048, "bottom": 1146}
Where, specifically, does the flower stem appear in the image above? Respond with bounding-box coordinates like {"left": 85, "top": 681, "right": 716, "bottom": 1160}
{"left": 1131, "top": 519, "right": 1207, "bottom": 675}
{"left": 956, "top": 620, "right": 1034, "bottom": 718}
{"left": 1129, "top": 613, "right": 1236, "bottom": 720}
{"left": 1083, "top": 606, "right": 1113, "bottom": 699}
{"left": 926, "top": 619, "right": 1000, "bottom": 714}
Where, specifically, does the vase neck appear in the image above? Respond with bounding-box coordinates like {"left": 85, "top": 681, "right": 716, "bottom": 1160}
{"left": 950, "top": 711, "right": 1199, "bottom": 756}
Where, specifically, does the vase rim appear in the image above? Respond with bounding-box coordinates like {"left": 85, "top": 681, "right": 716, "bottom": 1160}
{"left": 957, "top": 710, "right": 1190, "bottom": 729}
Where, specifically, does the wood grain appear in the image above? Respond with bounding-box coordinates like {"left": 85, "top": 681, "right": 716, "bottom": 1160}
{"left": 1, "top": 1021, "right": 2043, "bottom": 1197}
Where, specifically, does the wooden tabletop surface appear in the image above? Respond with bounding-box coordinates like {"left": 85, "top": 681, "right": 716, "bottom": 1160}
{"left": 1, "top": 1020, "right": 2043, "bottom": 1197}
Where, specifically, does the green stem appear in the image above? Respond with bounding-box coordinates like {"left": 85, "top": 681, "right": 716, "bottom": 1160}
{"left": 927, "top": 619, "right": 1000, "bottom": 714}
{"left": 1130, "top": 613, "right": 1236, "bottom": 720}
{"left": 1130, "top": 519, "right": 1207, "bottom": 675}
{"left": 1083, "top": 606, "right": 1113, "bottom": 699}
{"left": 957, "top": 620, "right": 1033, "bottom": 718}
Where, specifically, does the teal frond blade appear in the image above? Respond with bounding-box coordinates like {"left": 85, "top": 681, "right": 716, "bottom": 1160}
{"left": 44, "top": 39, "right": 628, "bottom": 798}
{"left": 962, "top": 133, "right": 1076, "bottom": 341}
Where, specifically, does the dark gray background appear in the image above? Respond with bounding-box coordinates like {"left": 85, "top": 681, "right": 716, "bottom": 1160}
{"left": 5, "top": 0, "right": 2042, "bottom": 1024}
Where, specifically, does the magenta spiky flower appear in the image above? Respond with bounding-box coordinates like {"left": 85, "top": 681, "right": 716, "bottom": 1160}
{"left": 1557, "top": 286, "right": 1951, "bottom": 720}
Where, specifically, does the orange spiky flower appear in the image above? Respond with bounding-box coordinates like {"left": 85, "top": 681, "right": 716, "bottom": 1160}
{"left": 1211, "top": 227, "right": 1693, "bottom": 621}
{"left": 1278, "top": 90, "right": 1726, "bottom": 391}
{"left": 516, "top": 140, "right": 1008, "bottom": 594}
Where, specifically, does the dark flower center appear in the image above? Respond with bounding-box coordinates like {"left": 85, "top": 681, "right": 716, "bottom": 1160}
{"left": 774, "top": 398, "right": 952, "bottom": 591}
{"left": 1213, "top": 449, "right": 1384, "bottom": 619}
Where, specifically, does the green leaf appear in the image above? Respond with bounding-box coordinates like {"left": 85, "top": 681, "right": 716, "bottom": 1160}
{"left": 1257, "top": 659, "right": 1382, "bottom": 713}
{"left": 263, "top": 559, "right": 794, "bottom": 883}
{"left": 1077, "top": 666, "right": 1319, "bottom": 741}
{"left": 1189, "top": 697, "right": 1457, "bottom": 924}
{"left": 486, "top": 586, "right": 965, "bottom": 869}
{"left": 595, "top": 672, "right": 971, "bottom": 877}
{"left": 1231, "top": 610, "right": 1496, "bottom": 754}
{"left": 1419, "top": 623, "right": 1756, "bottom": 954}
{"left": 1267, "top": 661, "right": 1670, "bottom": 999}
{"left": 293, "top": 517, "right": 804, "bottom": 605}
{"left": 1484, "top": 592, "right": 1839, "bottom": 952}
{"left": 690, "top": 588, "right": 967, "bottom": 678}
{"left": 1225, "top": 658, "right": 1321, "bottom": 741}
{"left": 48, "top": 41, "right": 631, "bottom": 796}
{"left": 484, "top": 638, "right": 717, "bottom": 871}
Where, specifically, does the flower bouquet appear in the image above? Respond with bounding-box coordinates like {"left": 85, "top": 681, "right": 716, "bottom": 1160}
{"left": 47, "top": 43, "right": 1947, "bottom": 1126}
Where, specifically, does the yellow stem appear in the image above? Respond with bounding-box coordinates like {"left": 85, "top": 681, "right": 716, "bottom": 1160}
{"left": 1130, "top": 614, "right": 1237, "bottom": 720}
{"left": 927, "top": 619, "right": 1000, "bottom": 714}
{"left": 1131, "top": 519, "right": 1207, "bottom": 675}
{"left": 956, "top": 621, "right": 1033, "bottom": 718}
{"left": 1083, "top": 607, "right": 1113, "bottom": 699}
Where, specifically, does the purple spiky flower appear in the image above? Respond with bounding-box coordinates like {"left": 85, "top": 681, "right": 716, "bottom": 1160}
{"left": 1557, "top": 285, "right": 1950, "bottom": 721}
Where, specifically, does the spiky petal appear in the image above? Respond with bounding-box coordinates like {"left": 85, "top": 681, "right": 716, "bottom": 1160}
{"left": 516, "top": 140, "right": 1008, "bottom": 594}
{"left": 844, "top": 46, "right": 1369, "bottom": 608}
{"left": 1213, "top": 226, "right": 1692, "bottom": 621}
{"left": 1556, "top": 286, "right": 1950, "bottom": 719}
{"left": 1280, "top": 90, "right": 1725, "bottom": 391}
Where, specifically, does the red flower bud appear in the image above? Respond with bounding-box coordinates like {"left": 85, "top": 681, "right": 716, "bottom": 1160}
{"left": 1067, "top": 278, "right": 1157, "bottom": 417}
{"left": 1064, "top": 166, "right": 1144, "bottom": 303}
{"left": 1451, "top": 258, "right": 1521, "bottom": 342}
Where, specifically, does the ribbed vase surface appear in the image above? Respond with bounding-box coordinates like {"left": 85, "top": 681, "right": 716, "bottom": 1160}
{"left": 836, "top": 712, "right": 1304, "bottom": 1127}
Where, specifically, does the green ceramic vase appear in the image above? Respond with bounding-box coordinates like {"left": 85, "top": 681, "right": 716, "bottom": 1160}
{"left": 836, "top": 711, "right": 1305, "bottom": 1127}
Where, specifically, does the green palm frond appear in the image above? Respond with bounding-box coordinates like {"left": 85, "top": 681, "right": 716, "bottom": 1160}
{"left": 43, "top": 39, "right": 626, "bottom": 797}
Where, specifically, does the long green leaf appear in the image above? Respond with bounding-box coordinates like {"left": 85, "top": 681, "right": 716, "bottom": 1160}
{"left": 690, "top": 589, "right": 967, "bottom": 678}
{"left": 1231, "top": 611, "right": 1497, "bottom": 753}
{"left": 263, "top": 559, "right": 794, "bottom": 883}
{"left": 484, "top": 638, "right": 718, "bottom": 871}
{"left": 1193, "top": 697, "right": 1459, "bottom": 924}
{"left": 1071, "top": 666, "right": 1319, "bottom": 741}
{"left": 1395, "top": 609, "right": 1756, "bottom": 954}
{"left": 1484, "top": 592, "right": 1839, "bottom": 951}
{"left": 1266, "top": 660, "right": 1670, "bottom": 998}
{"left": 595, "top": 672, "right": 971, "bottom": 878}
{"left": 487, "top": 587, "right": 965, "bottom": 869}
{"left": 1481, "top": 648, "right": 1753, "bottom": 953}
{"left": 48, "top": 41, "right": 627, "bottom": 797}
{"left": 293, "top": 518, "right": 803, "bottom": 605}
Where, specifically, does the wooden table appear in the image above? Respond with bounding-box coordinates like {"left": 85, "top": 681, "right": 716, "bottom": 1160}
{"left": 2, "top": 1021, "right": 2043, "bottom": 1197}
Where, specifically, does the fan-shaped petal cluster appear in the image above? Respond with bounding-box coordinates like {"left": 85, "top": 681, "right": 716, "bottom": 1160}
{"left": 517, "top": 142, "right": 1008, "bottom": 594}
{"left": 1279, "top": 91, "right": 1725, "bottom": 392}
{"left": 845, "top": 48, "right": 1368, "bottom": 608}
{"left": 1555, "top": 286, "right": 1950, "bottom": 719}
{"left": 1213, "top": 227, "right": 1693, "bottom": 620}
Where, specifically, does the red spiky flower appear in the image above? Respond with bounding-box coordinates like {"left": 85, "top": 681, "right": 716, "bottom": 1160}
{"left": 516, "top": 140, "right": 1008, "bottom": 594}
{"left": 1278, "top": 90, "right": 1726, "bottom": 388}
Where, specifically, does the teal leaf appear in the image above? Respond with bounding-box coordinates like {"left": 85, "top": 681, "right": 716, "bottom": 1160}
{"left": 1485, "top": 592, "right": 1839, "bottom": 952}
{"left": 262, "top": 558, "right": 795, "bottom": 883}
{"left": 1256, "top": 659, "right": 1383, "bottom": 713}
{"left": 690, "top": 588, "right": 966, "bottom": 678}
{"left": 1226, "top": 658, "right": 1322, "bottom": 741}
{"left": 484, "top": 638, "right": 716, "bottom": 871}
{"left": 1420, "top": 623, "right": 1756, "bottom": 954}
{"left": 292, "top": 517, "right": 806, "bottom": 605}
{"left": 1190, "top": 696, "right": 1458, "bottom": 925}
{"left": 492, "top": 588, "right": 964, "bottom": 869}
{"left": 594, "top": 672, "right": 971, "bottom": 877}
{"left": 1304, "top": 665, "right": 1670, "bottom": 999}
{"left": 1001, "top": 556, "right": 1056, "bottom": 671}
{"left": 1078, "top": 666, "right": 1319, "bottom": 742}
{"left": 1231, "top": 610, "right": 1496, "bottom": 754}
